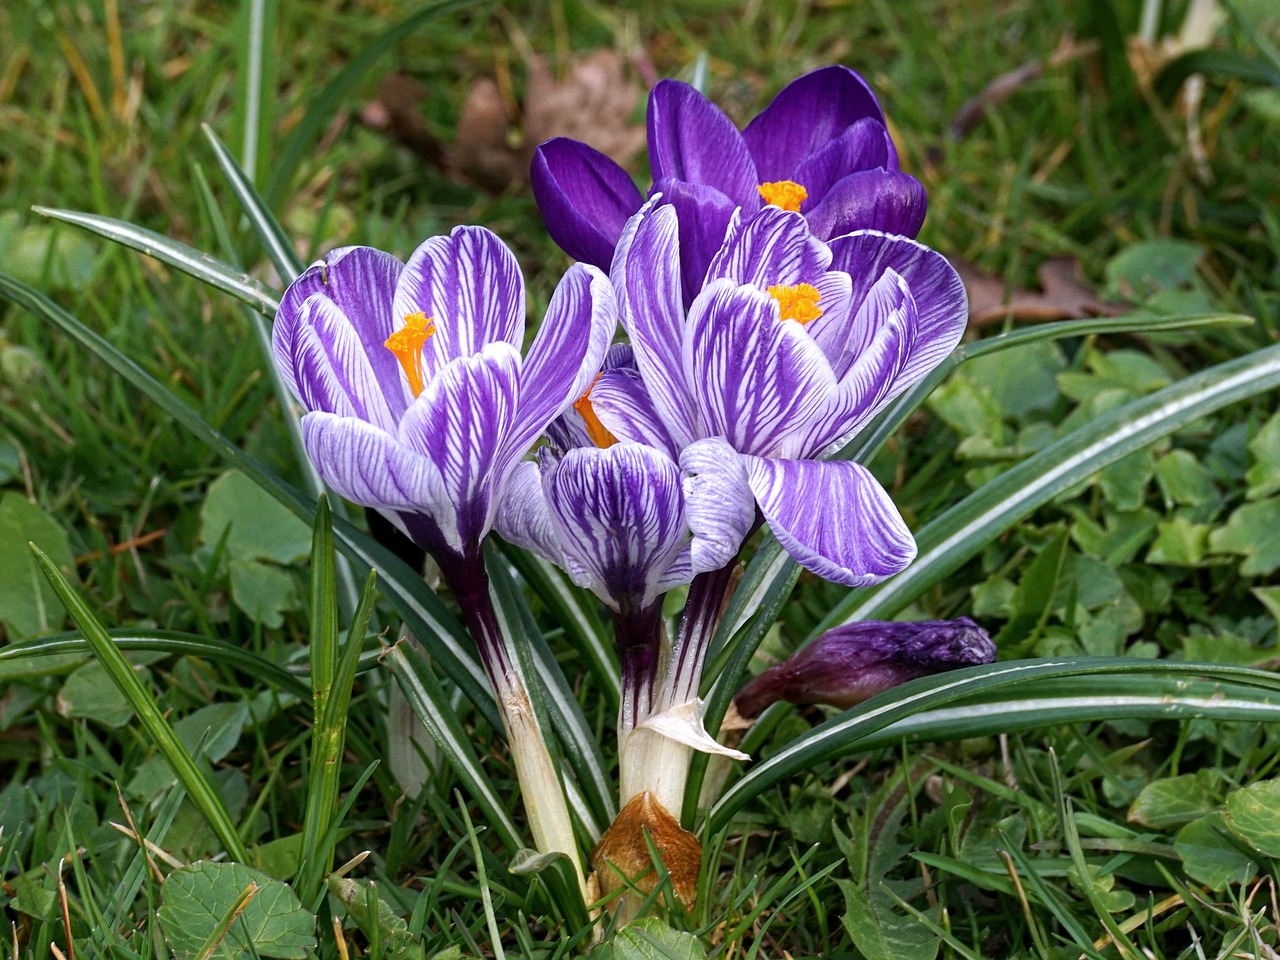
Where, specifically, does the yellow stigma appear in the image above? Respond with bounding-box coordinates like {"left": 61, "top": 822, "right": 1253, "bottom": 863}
{"left": 384, "top": 312, "right": 436, "bottom": 397}
{"left": 757, "top": 179, "right": 808, "bottom": 212}
{"left": 768, "top": 283, "right": 823, "bottom": 325}
{"left": 573, "top": 374, "right": 618, "bottom": 449}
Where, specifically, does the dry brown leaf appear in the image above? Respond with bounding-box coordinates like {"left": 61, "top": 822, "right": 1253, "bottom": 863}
{"left": 591, "top": 791, "right": 700, "bottom": 910}
{"left": 358, "top": 72, "right": 444, "bottom": 168}
{"left": 957, "top": 257, "right": 1125, "bottom": 327}
{"left": 362, "top": 50, "right": 645, "bottom": 194}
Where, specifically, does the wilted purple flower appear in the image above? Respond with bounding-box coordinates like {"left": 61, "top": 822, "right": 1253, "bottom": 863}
{"left": 532, "top": 66, "right": 923, "bottom": 298}
{"left": 600, "top": 201, "right": 968, "bottom": 588}
{"left": 271, "top": 228, "right": 614, "bottom": 568}
{"left": 734, "top": 617, "right": 996, "bottom": 718}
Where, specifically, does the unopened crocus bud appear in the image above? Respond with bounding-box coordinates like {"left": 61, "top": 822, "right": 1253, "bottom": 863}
{"left": 734, "top": 617, "right": 995, "bottom": 718}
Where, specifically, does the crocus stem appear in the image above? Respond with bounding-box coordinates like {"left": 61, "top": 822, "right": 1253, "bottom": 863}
{"left": 435, "top": 551, "right": 587, "bottom": 894}
{"left": 660, "top": 562, "right": 738, "bottom": 710}
{"left": 613, "top": 602, "right": 665, "bottom": 741}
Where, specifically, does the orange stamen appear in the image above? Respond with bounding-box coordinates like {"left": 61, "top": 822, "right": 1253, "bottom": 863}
{"left": 384, "top": 312, "right": 436, "bottom": 397}
{"left": 756, "top": 180, "right": 808, "bottom": 213}
{"left": 768, "top": 283, "right": 823, "bottom": 325}
{"left": 573, "top": 374, "right": 618, "bottom": 449}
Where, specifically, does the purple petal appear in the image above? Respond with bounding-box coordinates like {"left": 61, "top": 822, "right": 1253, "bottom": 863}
{"left": 798, "top": 270, "right": 918, "bottom": 456}
{"left": 805, "top": 170, "right": 927, "bottom": 241}
{"left": 545, "top": 444, "right": 688, "bottom": 608}
{"left": 743, "top": 454, "right": 915, "bottom": 587}
{"left": 397, "top": 343, "right": 522, "bottom": 550}
{"left": 494, "top": 459, "right": 564, "bottom": 565}
{"left": 650, "top": 177, "right": 741, "bottom": 308}
{"left": 301, "top": 412, "right": 445, "bottom": 513}
{"left": 804, "top": 270, "right": 856, "bottom": 370}
{"left": 504, "top": 263, "right": 615, "bottom": 463}
{"left": 704, "top": 206, "right": 830, "bottom": 290}
{"left": 647, "top": 79, "right": 759, "bottom": 210}
{"left": 273, "top": 294, "right": 401, "bottom": 430}
{"left": 684, "top": 280, "right": 837, "bottom": 458}
{"left": 391, "top": 226, "right": 524, "bottom": 380}
{"left": 792, "top": 118, "right": 897, "bottom": 202}
{"left": 531, "top": 138, "right": 645, "bottom": 270}
{"left": 742, "top": 66, "right": 885, "bottom": 183}
{"left": 274, "top": 246, "right": 407, "bottom": 419}
{"left": 590, "top": 367, "right": 680, "bottom": 460}
{"left": 827, "top": 230, "right": 968, "bottom": 398}
{"left": 734, "top": 617, "right": 995, "bottom": 716}
{"left": 619, "top": 204, "right": 700, "bottom": 448}
{"left": 680, "top": 437, "right": 756, "bottom": 576}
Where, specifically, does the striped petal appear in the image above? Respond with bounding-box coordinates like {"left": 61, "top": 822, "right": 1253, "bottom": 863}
{"left": 391, "top": 226, "right": 525, "bottom": 380}
{"left": 619, "top": 204, "right": 700, "bottom": 448}
{"left": 545, "top": 444, "right": 689, "bottom": 609}
{"left": 684, "top": 280, "right": 837, "bottom": 458}
{"left": 273, "top": 294, "right": 399, "bottom": 431}
{"left": 704, "top": 207, "right": 830, "bottom": 290}
{"left": 590, "top": 366, "right": 680, "bottom": 460}
{"left": 743, "top": 454, "right": 915, "bottom": 587}
{"left": 397, "top": 343, "right": 522, "bottom": 550}
{"left": 679, "top": 437, "right": 756, "bottom": 576}
{"left": 648, "top": 80, "right": 759, "bottom": 211}
{"left": 801, "top": 269, "right": 918, "bottom": 456}
{"left": 301, "top": 412, "right": 446, "bottom": 514}
{"left": 827, "top": 229, "right": 968, "bottom": 398}
{"left": 494, "top": 459, "right": 564, "bottom": 565}
{"left": 505, "top": 262, "right": 615, "bottom": 463}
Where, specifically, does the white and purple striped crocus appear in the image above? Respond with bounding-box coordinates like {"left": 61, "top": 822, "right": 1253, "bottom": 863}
{"left": 270, "top": 227, "right": 615, "bottom": 887}
{"left": 606, "top": 201, "right": 969, "bottom": 593}
{"left": 532, "top": 66, "right": 924, "bottom": 306}
{"left": 270, "top": 228, "right": 613, "bottom": 581}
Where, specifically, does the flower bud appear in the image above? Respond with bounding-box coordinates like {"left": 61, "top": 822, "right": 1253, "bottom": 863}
{"left": 734, "top": 617, "right": 995, "bottom": 718}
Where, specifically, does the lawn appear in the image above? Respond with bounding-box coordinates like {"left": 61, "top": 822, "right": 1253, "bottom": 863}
{"left": 2, "top": 0, "right": 1280, "bottom": 957}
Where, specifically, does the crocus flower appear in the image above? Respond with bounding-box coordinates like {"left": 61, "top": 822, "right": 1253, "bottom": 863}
{"left": 271, "top": 227, "right": 615, "bottom": 892}
{"left": 733, "top": 617, "right": 996, "bottom": 717}
{"left": 605, "top": 200, "right": 968, "bottom": 590}
{"left": 271, "top": 229, "right": 614, "bottom": 572}
{"left": 532, "top": 65, "right": 924, "bottom": 303}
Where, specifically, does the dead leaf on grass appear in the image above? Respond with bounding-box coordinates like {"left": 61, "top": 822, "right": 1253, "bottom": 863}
{"left": 361, "top": 49, "right": 645, "bottom": 193}
{"left": 957, "top": 257, "right": 1126, "bottom": 327}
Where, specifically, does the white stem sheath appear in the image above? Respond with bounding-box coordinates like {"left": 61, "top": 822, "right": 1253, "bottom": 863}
{"left": 499, "top": 677, "right": 588, "bottom": 894}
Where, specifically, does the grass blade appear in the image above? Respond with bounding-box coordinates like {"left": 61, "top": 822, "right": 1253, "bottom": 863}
{"left": 820, "top": 341, "right": 1280, "bottom": 631}
{"left": 32, "top": 206, "right": 279, "bottom": 315}
{"left": 784, "top": 674, "right": 1280, "bottom": 753}
{"left": 29, "top": 544, "right": 250, "bottom": 863}
{"left": 202, "top": 123, "right": 304, "bottom": 279}
{"left": 0, "top": 630, "right": 308, "bottom": 697}
{"left": 233, "top": 0, "right": 277, "bottom": 187}
{"left": 297, "top": 501, "right": 379, "bottom": 906}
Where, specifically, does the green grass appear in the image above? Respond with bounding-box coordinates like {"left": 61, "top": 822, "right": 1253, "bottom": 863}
{"left": 2, "top": 0, "right": 1280, "bottom": 956}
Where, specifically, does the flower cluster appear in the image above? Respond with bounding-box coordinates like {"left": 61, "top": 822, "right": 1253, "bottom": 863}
{"left": 272, "top": 65, "right": 986, "bottom": 909}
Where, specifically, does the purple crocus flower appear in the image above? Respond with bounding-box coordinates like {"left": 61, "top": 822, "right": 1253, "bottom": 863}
{"left": 271, "top": 229, "right": 614, "bottom": 576}
{"left": 532, "top": 65, "right": 924, "bottom": 302}
{"left": 734, "top": 617, "right": 996, "bottom": 717}
{"left": 603, "top": 200, "right": 968, "bottom": 591}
